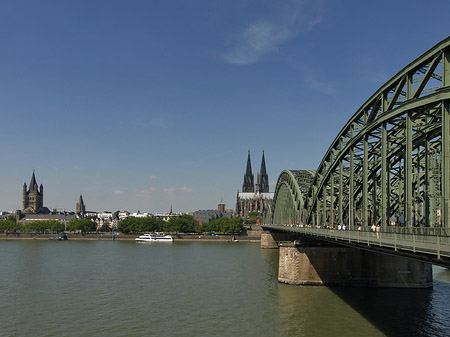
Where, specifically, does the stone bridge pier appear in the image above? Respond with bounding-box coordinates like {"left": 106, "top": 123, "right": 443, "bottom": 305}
{"left": 262, "top": 231, "right": 433, "bottom": 288}
{"left": 261, "top": 230, "right": 297, "bottom": 249}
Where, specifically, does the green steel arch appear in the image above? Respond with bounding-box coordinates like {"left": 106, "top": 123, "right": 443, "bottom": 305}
{"left": 270, "top": 36, "right": 450, "bottom": 229}
{"left": 271, "top": 170, "right": 315, "bottom": 225}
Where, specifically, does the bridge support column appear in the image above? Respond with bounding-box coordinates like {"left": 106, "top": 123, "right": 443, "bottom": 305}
{"left": 261, "top": 231, "right": 298, "bottom": 249}
{"left": 278, "top": 244, "right": 432, "bottom": 288}
{"left": 261, "top": 231, "right": 278, "bottom": 249}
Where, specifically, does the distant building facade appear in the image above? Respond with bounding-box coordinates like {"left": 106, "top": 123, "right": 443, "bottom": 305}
{"left": 194, "top": 202, "right": 233, "bottom": 225}
{"left": 236, "top": 151, "right": 274, "bottom": 219}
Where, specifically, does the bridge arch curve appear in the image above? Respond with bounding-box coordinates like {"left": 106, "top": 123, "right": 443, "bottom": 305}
{"left": 271, "top": 170, "right": 315, "bottom": 225}
{"left": 269, "top": 36, "right": 450, "bottom": 230}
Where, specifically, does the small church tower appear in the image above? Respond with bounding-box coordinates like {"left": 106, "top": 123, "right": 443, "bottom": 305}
{"left": 76, "top": 195, "right": 86, "bottom": 216}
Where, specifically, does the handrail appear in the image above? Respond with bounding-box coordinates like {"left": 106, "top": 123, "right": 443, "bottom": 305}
{"left": 262, "top": 224, "right": 450, "bottom": 262}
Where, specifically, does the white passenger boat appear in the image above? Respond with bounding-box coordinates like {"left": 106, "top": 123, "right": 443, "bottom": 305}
{"left": 135, "top": 233, "right": 174, "bottom": 242}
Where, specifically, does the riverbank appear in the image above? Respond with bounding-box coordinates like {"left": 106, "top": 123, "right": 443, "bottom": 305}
{"left": 0, "top": 232, "right": 261, "bottom": 242}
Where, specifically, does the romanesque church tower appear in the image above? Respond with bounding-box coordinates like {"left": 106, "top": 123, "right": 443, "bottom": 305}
{"left": 23, "top": 172, "right": 49, "bottom": 214}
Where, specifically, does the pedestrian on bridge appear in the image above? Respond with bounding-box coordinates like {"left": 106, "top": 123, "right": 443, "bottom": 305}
{"left": 371, "top": 224, "right": 376, "bottom": 236}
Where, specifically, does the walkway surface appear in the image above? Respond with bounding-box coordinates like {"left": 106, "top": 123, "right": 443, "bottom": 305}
{"left": 262, "top": 224, "right": 450, "bottom": 268}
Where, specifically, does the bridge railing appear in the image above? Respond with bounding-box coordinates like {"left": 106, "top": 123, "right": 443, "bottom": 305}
{"left": 263, "top": 224, "right": 450, "bottom": 261}
{"left": 382, "top": 226, "right": 449, "bottom": 237}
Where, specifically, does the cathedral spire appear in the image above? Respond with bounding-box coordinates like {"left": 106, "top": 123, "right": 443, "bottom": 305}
{"left": 260, "top": 151, "right": 267, "bottom": 176}
{"left": 259, "top": 151, "right": 269, "bottom": 193}
{"left": 242, "top": 151, "right": 254, "bottom": 193}
{"left": 245, "top": 150, "right": 252, "bottom": 176}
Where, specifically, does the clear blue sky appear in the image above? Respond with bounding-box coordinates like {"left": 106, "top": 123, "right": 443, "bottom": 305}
{"left": 1, "top": 0, "right": 449, "bottom": 213}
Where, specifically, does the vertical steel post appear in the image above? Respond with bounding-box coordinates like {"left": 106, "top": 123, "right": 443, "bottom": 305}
{"left": 398, "top": 164, "right": 403, "bottom": 225}
{"left": 339, "top": 159, "right": 343, "bottom": 225}
{"left": 430, "top": 155, "right": 437, "bottom": 227}
{"left": 442, "top": 48, "right": 450, "bottom": 229}
{"left": 405, "top": 112, "right": 413, "bottom": 227}
{"left": 381, "top": 91, "right": 388, "bottom": 227}
{"left": 372, "top": 163, "right": 377, "bottom": 225}
{"left": 349, "top": 125, "right": 355, "bottom": 228}
{"left": 331, "top": 171, "right": 334, "bottom": 226}
{"left": 381, "top": 122, "right": 388, "bottom": 227}
{"left": 363, "top": 134, "right": 369, "bottom": 226}
{"left": 442, "top": 102, "right": 450, "bottom": 228}
{"left": 322, "top": 186, "right": 327, "bottom": 225}
{"left": 405, "top": 73, "right": 413, "bottom": 227}
{"left": 425, "top": 140, "right": 430, "bottom": 227}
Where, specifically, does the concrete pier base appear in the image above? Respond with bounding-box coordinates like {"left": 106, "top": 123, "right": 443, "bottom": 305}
{"left": 279, "top": 244, "right": 433, "bottom": 288}
{"left": 261, "top": 232, "right": 278, "bottom": 249}
{"left": 261, "top": 231, "right": 297, "bottom": 249}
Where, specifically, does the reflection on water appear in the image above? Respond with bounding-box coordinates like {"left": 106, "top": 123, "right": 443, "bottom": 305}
{"left": 272, "top": 261, "right": 450, "bottom": 337}
{"left": 433, "top": 266, "right": 450, "bottom": 283}
{"left": 330, "top": 286, "right": 436, "bottom": 337}
{"left": 0, "top": 241, "right": 449, "bottom": 337}
{"left": 276, "top": 285, "right": 382, "bottom": 337}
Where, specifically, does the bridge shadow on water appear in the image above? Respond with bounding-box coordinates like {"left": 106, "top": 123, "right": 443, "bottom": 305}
{"left": 262, "top": 243, "right": 450, "bottom": 336}
{"left": 272, "top": 261, "right": 450, "bottom": 337}
{"left": 326, "top": 269, "right": 450, "bottom": 337}
{"left": 329, "top": 285, "right": 434, "bottom": 337}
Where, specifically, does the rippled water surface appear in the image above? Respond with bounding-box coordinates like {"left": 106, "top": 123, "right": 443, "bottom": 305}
{"left": 0, "top": 240, "right": 449, "bottom": 336}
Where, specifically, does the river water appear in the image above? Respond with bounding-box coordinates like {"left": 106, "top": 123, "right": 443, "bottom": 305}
{"left": 0, "top": 240, "right": 449, "bottom": 337}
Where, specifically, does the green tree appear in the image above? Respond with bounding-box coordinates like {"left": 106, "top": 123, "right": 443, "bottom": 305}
{"left": 0, "top": 218, "right": 20, "bottom": 232}
{"left": 67, "top": 219, "right": 96, "bottom": 232}
{"left": 50, "top": 221, "right": 65, "bottom": 233}
{"left": 245, "top": 212, "right": 259, "bottom": 225}
{"left": 23, "top": 220, "right": 64, "bottom": 233}
{"left": 118, "top": 217, "right": 164, "bottom": 233}
{"left": 166, "top": 215, "right": 197, "bottom": 233}
{"left": 100, "top": 223, "right": 111, "bottom": 232}
{"left": 199, "top": 217, "right": 243, "bottom": 234}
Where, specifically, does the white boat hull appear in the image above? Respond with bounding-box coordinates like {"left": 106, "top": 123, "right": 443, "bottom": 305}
{"left": 135, "top": 233, "right": 173, "bottom": 242}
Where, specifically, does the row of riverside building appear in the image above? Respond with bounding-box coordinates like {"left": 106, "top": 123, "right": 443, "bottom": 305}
{"left": 4, "top": 151, "right": 274, "bottom": 226}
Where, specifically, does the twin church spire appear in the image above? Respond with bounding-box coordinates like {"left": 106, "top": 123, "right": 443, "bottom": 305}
{"left": 242, "top": 151, "right": 269, "bottom": 193}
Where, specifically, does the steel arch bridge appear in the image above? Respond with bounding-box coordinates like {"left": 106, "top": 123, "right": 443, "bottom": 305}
{"left": 269, "top": 37, "right": 450, "bottom": 231}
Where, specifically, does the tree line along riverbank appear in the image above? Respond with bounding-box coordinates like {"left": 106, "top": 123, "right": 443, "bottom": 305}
{"left": 0, "top": 214, "right": 245, "bottom": 236}
{"left": 0, "top": 232, "right": 261, "bottom": 242}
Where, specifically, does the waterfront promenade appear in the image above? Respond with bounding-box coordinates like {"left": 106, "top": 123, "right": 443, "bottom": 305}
{"left": 0, "top": 232, "right": 261, "bottom": 242}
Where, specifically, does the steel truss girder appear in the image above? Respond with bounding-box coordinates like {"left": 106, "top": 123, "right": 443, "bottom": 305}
{"left": 269, "top": 37, "right": 450, "bottom": 230}
{"left": 271, "top": 170, "right": 315, "bottom": 225}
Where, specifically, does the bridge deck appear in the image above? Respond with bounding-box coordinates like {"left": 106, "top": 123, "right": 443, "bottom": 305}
{"left": 262, "top": 225, "right": 450, "bottom": 268}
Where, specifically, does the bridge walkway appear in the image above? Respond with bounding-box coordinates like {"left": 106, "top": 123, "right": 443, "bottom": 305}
{"left": 262, "top": 224, "right": 450, "bottom": 268}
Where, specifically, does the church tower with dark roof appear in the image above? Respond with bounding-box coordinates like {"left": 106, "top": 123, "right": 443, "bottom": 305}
{"left": 76, "top": 194, "right": 86, "bottom": 216}
{"left": 23, "top": 172, "right": 48, "bottom": 214}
